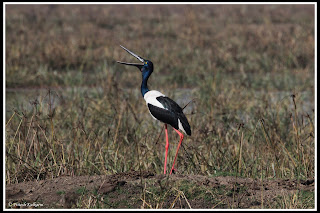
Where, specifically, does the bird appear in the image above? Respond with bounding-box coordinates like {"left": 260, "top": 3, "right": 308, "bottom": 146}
{"left": 117, "top": 45, "right": 191, "bottom": 175}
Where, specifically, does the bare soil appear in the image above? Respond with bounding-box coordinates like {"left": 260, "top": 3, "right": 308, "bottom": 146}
{"left": 5, "top": 171, "right": 314, "bottom": 209}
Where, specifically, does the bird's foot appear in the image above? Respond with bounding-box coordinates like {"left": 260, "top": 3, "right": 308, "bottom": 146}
{"left": 170, "top": 168, "right": 177, "bottom": 175}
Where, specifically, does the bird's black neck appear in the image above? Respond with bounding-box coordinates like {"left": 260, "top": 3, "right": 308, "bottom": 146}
{"left": 141, "top": 75, "right": 150, "bottom": 97}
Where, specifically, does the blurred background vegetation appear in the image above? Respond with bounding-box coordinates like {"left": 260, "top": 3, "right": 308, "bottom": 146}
{"left": 5, "top": 4, "right": 314, "bottom": 184}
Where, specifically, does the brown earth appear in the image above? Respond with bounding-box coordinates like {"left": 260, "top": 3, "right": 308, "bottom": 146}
{"left": 5, "top": 171, "right": 314, "bottom": 209}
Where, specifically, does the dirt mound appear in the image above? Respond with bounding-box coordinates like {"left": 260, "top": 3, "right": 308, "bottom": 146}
{"left": 5, "top": 171, "right": 314, "bottom": 209}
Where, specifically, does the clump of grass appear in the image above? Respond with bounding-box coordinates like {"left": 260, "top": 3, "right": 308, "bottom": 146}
{"left": 272, "top": 190, "right": 314, "bottom": 209}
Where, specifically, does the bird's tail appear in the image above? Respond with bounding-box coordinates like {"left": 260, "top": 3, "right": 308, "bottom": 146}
{"left": 178, "top": 113, "right": 191, "bottom": 136}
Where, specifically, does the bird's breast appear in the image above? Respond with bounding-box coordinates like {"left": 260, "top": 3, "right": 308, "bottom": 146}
{"left": 144, "top": 90, "right": 166, "bottom": 109}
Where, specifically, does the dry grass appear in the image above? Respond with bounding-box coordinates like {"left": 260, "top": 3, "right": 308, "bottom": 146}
{"left": 5, "top": 4, "right": 315, "bottom": 208}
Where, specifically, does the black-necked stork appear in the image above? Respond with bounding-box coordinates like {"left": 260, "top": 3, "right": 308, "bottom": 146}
{"left": 117, "top": 45, "right": 191, "bottom": 175}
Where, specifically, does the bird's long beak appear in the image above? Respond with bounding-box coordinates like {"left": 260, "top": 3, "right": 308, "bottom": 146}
{"left": 116, "top": 45, "right": 145, "bottom": 70}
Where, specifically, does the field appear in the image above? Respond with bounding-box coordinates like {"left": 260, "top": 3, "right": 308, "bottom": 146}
{"left": 5, "top": 4, "right": 315, "bottom": 209}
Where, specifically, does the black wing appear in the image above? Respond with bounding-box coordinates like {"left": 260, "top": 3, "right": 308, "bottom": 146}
{"left": 156, "top": 96, "right": 183, "bottom": 113}
{"left": 148, "top": 96, "right": 191, "bottom": 136}
{"left": 147, "top": 104, "right": 179, "bottom": 130}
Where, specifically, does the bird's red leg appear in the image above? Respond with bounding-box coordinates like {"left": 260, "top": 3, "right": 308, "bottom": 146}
{"left": 170, "top": 129, "right": 184, "bottom": 175}
{"left": 164, "top": 124, "right": 169, "bottom": 174}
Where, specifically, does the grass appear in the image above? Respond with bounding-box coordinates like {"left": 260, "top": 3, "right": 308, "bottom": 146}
{"left": 272, "top": 190, "right": 315, "bottom": 209}
{"left": 68, "top": 177, "right": 314, "bottom": 209}
{"left": 5, "top": 4, "right": 315, "bottom": 209}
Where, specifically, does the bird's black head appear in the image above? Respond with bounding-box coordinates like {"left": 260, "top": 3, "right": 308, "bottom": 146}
{"left": 142, "top": 60, "right": 153, "bottom": 75}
